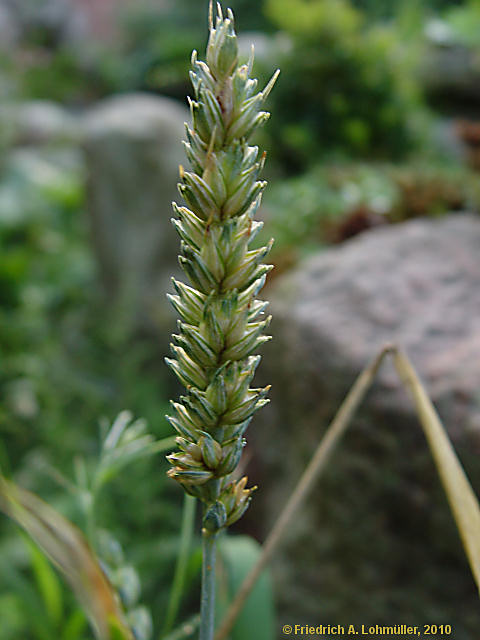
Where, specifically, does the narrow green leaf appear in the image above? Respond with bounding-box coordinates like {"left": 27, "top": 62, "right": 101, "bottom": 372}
{"left": 0, "top": 557, "right": 54, "bottom": 640}
{"left": 163, "top": 495, "right": 197, "bottom": 634}
{"left": 62, "top": 609, "right": 88, "bottom": 640}
{"left": 25, "top": 536, "right": 64, "bottom": 628}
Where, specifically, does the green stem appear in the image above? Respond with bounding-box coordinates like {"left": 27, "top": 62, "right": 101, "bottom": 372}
{"left": 162, "top": 494, "right": 197, "bottom": 635}
{"left": 199, "top": 526, "right": 217, "bottom": 640}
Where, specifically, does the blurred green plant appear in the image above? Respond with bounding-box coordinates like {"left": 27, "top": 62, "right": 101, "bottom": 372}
{"left": 0, "top": 404, "right": 276, "bottom": 640}
{"left": 0, "top": 145, "right": 184, "bottom": 639}
{"left": 0, "top": 411, "right": 177, "bottom": 640}
{"left": 263, "top": 0, "right": 426, "bottom": 170}
{"left": 258, "top": 160, "right": 480, "bottom": 273}
{"left": 352, "top": 0, "right": 462, "bottom": 20}
{"left": 443, "top": 0, "right": 480, "bottom": 48}
{"left": 0, "top": 0, "right": 269, "bottom": 106}
{"left": 95, "top": 0, "right": 272, "bottom": 100}
{"left": 0, "top": 476, "right": 134, "bottom": 640}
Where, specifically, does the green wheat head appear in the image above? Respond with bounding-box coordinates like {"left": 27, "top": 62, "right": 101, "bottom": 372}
{"left": 165, "top": 1, "right": 278, "bottom": 533}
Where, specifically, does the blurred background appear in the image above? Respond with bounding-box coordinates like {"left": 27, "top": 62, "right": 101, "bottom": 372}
{"left": 1, "top": 0, "right": 480, "bottom": 638}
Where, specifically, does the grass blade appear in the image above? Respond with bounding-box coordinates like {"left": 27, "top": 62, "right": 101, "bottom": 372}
{"left": 162, "top": 494, "right": 197, "bottom": 635}
{"left": 0, "top": 476, "right": 133, "bottom": 640}
{"left": 25, "top": 535, "right": 64, "bottom": 628}
{"left": 393, "top": 347, "right": 480, "bottom": 594}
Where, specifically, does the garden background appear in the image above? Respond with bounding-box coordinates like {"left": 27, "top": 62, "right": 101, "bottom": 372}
{"left": 1, "top": 0, "right": 480, "bottom": 638}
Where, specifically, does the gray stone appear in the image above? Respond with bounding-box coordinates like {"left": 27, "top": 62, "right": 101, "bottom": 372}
{"left": 237, "top": 31, "right": 292, "bottom": 66}
{"left": 0, "top": 2, "right": 19, "bottom": 48}
{"left": 82, "top": 93, "right": 189, "bottom": 332}
{"left": 249, "top": 214, "right": 480, "bottom": 634}
{"left": 5, "top": 0, "right": 88, "bottom": 44}
{"left": 422, "top": 37, "right": 480, "bottom": 102}
{"left": 0, "top": 101, "right": 81, "bottom": 146}
{"left": 430, "top": 118, "right": 468, "bottom": 163}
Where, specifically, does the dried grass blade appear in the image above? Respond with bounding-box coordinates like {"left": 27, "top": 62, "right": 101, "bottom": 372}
{"left": 0, "top": 476, "right": 133, "bottom": 640}
{"left": 392, "top": 348, "right": 480, "bottom": 595}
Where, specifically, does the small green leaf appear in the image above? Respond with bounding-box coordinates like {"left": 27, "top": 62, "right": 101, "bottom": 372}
{"left": 217, "top": 535, "right": 275, "bottom": 640}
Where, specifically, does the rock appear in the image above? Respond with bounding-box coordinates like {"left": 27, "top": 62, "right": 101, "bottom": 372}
{"left": 430, "top": 118, "right": 468, "bottom": 163}
{"left": 0, "top": 2, "right": 19, "bottom": 48}
{"left": 0, "top": 101, "right": 81, "bottom": 146}
{"left": 82, "top": 93, "right": 189, "bottom": 333}
{"left": 237, "top": 31, "right": 292, "bottom": 66}
{"left": 249, "top": 214, "right": 480, "bottom": 633}
{"left": 6, "top": 0, "right": 90, "bottom": 45}
{"left": 422, "top": 34, "right": 480, "bottom": 102}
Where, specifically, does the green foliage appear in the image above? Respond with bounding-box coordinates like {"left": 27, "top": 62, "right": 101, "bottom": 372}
{"left": 3, "top": 0, "right": 269, "bottom": 105}
{"left": 0, "top": 148, "right": 92, "bottom": 464}
{"left": 0, "top": 144, "right": 176, "bottom": 467}
{"left": 217, "top": 535, "right": 275, "bottom": 640}
{"left": 443, "top": 0, "right": 480, "bottom": 48}
{"left": 0, "top": 476, "right": 134, "bottom": 640}
{"left": 26, "top": 538, "right": 64, "bottom": 628}
{"left": 352, "top": 0, "right": 462, "bottom": 20}
{"left": 0, "top": 410, "right": 174, "bottom": 639}
{"left": 0, "top": 144, "right": 182, "bottom": 639}
{"left": 0, "top": 536, "right": 86, "bottom": 640}
{"left": 15, "top": 51, "right": 91, "bottom": 104}
{"left": 266, "top": 0, "right": 362, "bottom": 38}
{"left": 259, "top": 161, "right": 480, "bottom": 267}
{"left": 264, "top": 0, "right": 424, "bottom": 170}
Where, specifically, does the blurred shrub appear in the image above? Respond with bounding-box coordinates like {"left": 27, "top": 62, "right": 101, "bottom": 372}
{"left": 263, "top": 0, "right": 425, "bottom": 171}
{"left": 442, "top": 0, "right": 480, "bottom": 48}
{"left": 260, "top": 161, "right": 480, "bottom": 275}
{"left": 0, "top": 145, "right": 186, "bottom": 636}
{"left": 3, "top": 0, "right": 269, "bottom": 105}
{"left": 15, "top": 50, "right": 91, "bottom": 104}
{"left": 94, "top": 0, "right": 271, "bottom": 99}
{"left": 0, "top": 146, "right": 175, "bottom": 471}
{"left": 352, "top": 0, "right": 463, "bottom": 20}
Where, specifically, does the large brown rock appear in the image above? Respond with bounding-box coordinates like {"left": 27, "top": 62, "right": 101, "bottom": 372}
{"left": 249, "top": 214, "right": 480, "bottom": 637}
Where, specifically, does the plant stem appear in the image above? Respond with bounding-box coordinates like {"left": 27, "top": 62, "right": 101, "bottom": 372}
{"left": 163, "top": 494, "right": 197, "bottom": 635}
{"left": 199, "top": 526, "right": 218, "bottom": 640}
